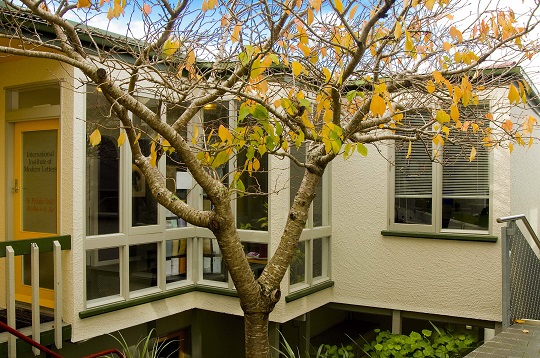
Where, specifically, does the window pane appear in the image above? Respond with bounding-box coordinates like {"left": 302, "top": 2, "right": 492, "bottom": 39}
{"left": 244, "top": 243, "right": 268, "bottom": 279}
{"left": 313, "top": 238, "right": 324, "bottom": 278}
{"left": 132, "top": 98, "right": 159, "bottom": 227}
{"left": 394, "top": 197, "right": 432, "bottom": 225}
{"left": 236, "top": 152, "right": 268, "bottom": 230}
{"left": 166, "top": 104, "right": 191, "bottom": 228}
{"left": 289, "top": 146, "right": 305, "bottom": 206}
{"left": 166, "top": 239, "right": 188, "bottom": 284}
{"left": 22, "top": 130, "right": 57, "bottom": 234}
{"left": 313, "top": 179, "right": 323, "bottom": 227}
{"left": 442, "top": 198, "right": 489, "bottom": 230}
{"left": 129, "top": 243, "right": 158, "bottom": 292}
{"left": 86, "top": 248, "right": 120, "bottom": 301}
{"left": 394, "top": 111, "right": 433, "bottom": 225}
{"left": 202, "top": 238, "right": 228, "bottom": 282}
{"left": 290, "top": 241, "right": 306, "bottom": 285}
{"left": 442, "top": 104, "right": 489, "bottom": 231}
{"left": 86, "top": 87, "right": 120, "bottom": 235}
{"left": 202, "top": 102, "right": 229, "bottom": 211}
{"left": 7, "top": 83, "right": 60, "bottom": 111}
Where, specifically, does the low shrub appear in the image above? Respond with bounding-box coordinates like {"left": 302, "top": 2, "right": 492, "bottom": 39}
{"left": 362, "top": 324, "right": 479, "bottom": 358}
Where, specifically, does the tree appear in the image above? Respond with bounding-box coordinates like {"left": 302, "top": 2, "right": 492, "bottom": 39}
{"left": 1, "top": 0, "right": 539, "bottom": 356}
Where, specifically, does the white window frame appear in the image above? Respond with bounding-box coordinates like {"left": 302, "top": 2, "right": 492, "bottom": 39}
{"left": 288, "top": 147, "right": 332, "bottom": 292}
{"left": 388, "top": 105, "right": 492, "bottom": 235}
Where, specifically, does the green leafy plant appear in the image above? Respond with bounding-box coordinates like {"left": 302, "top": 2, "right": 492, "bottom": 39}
{"left": 361, "top": 324, "right": 478, "bottom": 358}
{"left": 317, "top": 344, "right": 355, "bottom": 358}
{"left": 274, "top": 332, "right": 354, "bottom": 358}
{"left": 101, "top": 329, "right": 177, "bottom": 358}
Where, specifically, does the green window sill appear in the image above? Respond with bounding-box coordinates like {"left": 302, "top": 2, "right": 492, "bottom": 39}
{"left": 80, "top": 284, "right": 239, "bottom": 319}
{"left": 285, "top": 280, "right": 334, "bottom": 303}
{"left": 381, "top": 230, "right": 497, "bottom": 242}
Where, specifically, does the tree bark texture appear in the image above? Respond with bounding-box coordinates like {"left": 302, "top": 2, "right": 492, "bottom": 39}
{"left": 245, "top": 312, "right": 270, "bottom": 358}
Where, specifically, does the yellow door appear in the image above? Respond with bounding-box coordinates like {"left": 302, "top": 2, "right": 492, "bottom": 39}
{"left": 13, "top": 119, "right": 59, "bottom": 308}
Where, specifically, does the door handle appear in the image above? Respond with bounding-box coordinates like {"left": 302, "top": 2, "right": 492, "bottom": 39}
{"left": 13, "top": 179, "right": 19, "bottom": 193}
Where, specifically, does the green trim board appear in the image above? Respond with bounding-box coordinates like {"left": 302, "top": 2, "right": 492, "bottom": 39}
{"left": 285, "top": 280, "right": 334, "bottom": 303}
{"left": 0, "top": 235, "right": 71, "bottom": 257}
{"left": 80, "top": 284, "right": 239, "bottom": 319}
{"left": 81, "top": 282, "right": 335, "bottom": 318}
{"left": 0, "top": 324, "right": 71, "bottom": 358}
{"left": 381, "top": 230, "right": 497, "bottom": 242}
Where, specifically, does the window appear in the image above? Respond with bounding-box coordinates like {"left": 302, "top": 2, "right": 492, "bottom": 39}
{"left": 391, "top": 105, "right": 490, "bottom": 233}
{"left": 289, "top": 145, "right": 331, "bottom": 290}
{"left": 84, "top": 93, "right": 274, "bottom": 306}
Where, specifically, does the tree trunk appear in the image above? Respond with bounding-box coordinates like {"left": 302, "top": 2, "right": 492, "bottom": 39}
{"left": 245, "top": 312, "right": 270, "bottom": 358}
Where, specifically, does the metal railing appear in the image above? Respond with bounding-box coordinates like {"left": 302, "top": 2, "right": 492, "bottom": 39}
{"left": 0, "top": 320, "right": 124, "bottom": 358}
{"left": 0, "top": 235, "right": 70, "bottom": 358}
{"left": 498, "top": 215, "right": 540, "bottom": 329}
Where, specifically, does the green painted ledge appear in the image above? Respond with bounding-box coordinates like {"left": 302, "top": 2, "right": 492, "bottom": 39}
{"left": 381, "top": 230, "right": 497, "bottom": 242}
{"left": 285, "top": 280, "right": 334, "bottom": 303}
{"left": 0, "top": 324, "right": 71, "bottom": 358}
{"left": 80, "top": 284, "right": 239, "bottom": 319}
{"left": 0, "top": 235, "right": 71, "bottom": 257}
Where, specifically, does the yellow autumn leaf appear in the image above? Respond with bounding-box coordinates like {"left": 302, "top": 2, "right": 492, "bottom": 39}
{"left": 77, "top": 0, "right": 91, "bottom": 8}
{"left": 185, "top": 49, "right": 196, "bottom": 68}
{"left": 252, "top": 158, "right": 260, "bottom": 171}
{"left": 218, "top": 124, "right": 232, "bottom": 143}
{"left": 405, "top": 31, "right": 415, "bottom": 53}
{"left": 394, "top": 22, "right": 403, "bottom": 39}
{"left": 298, "top": 43, "right": 311, "bottom": 57}
{"left": 509, "top": 143, "right": 514, "bottom": 153}
{"left": 117, "top": 130, "right": 126, "bottom": 147}
{"left": 468, "top": 146, "right": 476, "bottom": 162}
{"left": 334, "top": 0, "right": 343, "bottom": 13}
{"left": 162, "top": 37, "right": 180, "bottom": 58}
{"left": 450, "top": 104, "right": 459, "bottom": 122}
{"left": 89, "top": 128, "right": 101, "bottom": 146}
{"left": 432, "top": 71, "right": 444, "bottom": 83}
{"left": 406, "top": 141, "right": 412, "bottom": 159}
{"left": 192, "top": 124, "right": 199, "bottom": 145}
{"left": 307, "top": 7, "right": 314, "bottom": 25}
{"left": 150, "top": 142, "right": 157, "bottom": 167}
{"left": 291, "top": 61, "right": 306, "bottom": 76}
{"left": 508, "top": 84, "right": 520, "bottom": 104}
{"left": 443, "top": 42, "right": 452, "bottom": 51}
{"left": 449, "top": 26, "right": 463, "bottom": 42}
{"left": 231, "top": 24, "right": 242, "bottom": 43}
{"left": 323, "top": 67, "right": 331, "bottom": 82}
{"left": 349, "top": 4, "right": 358, "bottom": 20}
{"left": 435, "top": 109, "right": 450, "bottom": 123}
{"left": 426, "top": 80, "right": 436, "bottom": 94}
{"left": 425, "top": 0, "right": 435, "bottom": 10}
{"left": 370, "top": 94, "right": 386, "bottom": 117}
{"left": 441, "top": 125, "right": 450, "bottom": 139}
{"left": 432, "top": 134, "right": 444, "bottom": 147}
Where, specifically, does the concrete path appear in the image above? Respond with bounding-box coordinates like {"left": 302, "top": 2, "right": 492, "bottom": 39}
{"left": 466, "top": 320, "right": 540, "bottom": 357}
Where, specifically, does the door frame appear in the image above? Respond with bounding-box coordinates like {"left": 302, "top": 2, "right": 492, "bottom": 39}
{"left": 12, "top": 118, "right": 60, "bottom": 308}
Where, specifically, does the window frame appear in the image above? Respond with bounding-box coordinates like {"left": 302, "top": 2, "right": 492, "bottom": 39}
{"left": 388, "top": 105, "right": 492, "bottom": 235}
{"left": 84, "top": 92, "right": 277, "bottom": 307}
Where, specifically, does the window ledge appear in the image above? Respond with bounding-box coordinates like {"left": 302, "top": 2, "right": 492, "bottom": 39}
{"left": 79, "top": 284, "right": 240, "bottom": 319}
{"left": 381, "top": 230, "right": 497, "bottom": 242}
{"left": 285, "top": 280, "right": 334, "bottom": 303}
